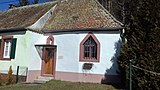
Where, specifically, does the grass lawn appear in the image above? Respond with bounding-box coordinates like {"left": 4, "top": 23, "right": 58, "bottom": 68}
{"left": 0, "top": 80, "right": 116, "bottom": 90}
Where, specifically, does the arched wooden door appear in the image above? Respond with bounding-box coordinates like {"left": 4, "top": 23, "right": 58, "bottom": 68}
{"left": 41, "top": 47, "right": 56, "bottom": 77}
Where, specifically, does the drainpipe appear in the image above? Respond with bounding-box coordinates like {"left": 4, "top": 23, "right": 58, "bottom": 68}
{"left": 120, "top": 28, "right": 125, "bottom": 45}
{"left": 129, "top": 60, "right": 132, "bottom": 90}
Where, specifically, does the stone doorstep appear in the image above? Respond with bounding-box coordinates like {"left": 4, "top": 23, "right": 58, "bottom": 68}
{"left": 38, "top": 76, "right": 54, "bottom": 80}
{"left": 33, "top": 76, "right": 54, "bottom": 84}
{"left": 34, "top": 79, "right": 49, "bottom": 84}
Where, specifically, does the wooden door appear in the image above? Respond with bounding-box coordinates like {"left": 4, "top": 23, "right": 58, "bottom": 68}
{"left": 42, "top": 47, "right": 56, "bottom": 76}
{"left": 44, "top": 48, "right": 53, "bottom": 74}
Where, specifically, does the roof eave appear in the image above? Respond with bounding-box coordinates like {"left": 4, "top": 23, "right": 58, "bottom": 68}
{"left": 42, "top": 27, "right": 124, "bottom": 34}
{"left": 0, "top": 28, "right": 27, "bottom": 34}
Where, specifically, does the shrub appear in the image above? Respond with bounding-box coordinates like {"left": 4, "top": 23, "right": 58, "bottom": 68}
{"left": 6, "top": 66, "right": 13, "bottom": 85}
{"left": 0, "top": 74, "right": 4, "bottom": 86}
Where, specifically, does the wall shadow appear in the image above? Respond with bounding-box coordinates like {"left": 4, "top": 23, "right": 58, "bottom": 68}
{"left": 101, "top": 39, "right": 123, "bottom": 89}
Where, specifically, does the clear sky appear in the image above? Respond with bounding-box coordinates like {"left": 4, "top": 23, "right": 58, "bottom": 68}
{"left": 0, "top": 0, "right": 49, "bottom": 11}
{"left": 0, "top": 0, "right": 19, "bottom": 10}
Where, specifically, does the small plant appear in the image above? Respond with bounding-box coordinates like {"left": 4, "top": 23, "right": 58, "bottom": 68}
{"left": 6, "top": 66, "right": 13, "bottom": 85}
{"left": 0, "top": 74, "right": 4, "bottom": 86}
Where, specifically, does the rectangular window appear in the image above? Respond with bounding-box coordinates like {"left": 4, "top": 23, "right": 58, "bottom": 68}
{"left": 0, "top": 36, "right": 17, "bottom": 60}
{"left": 3, "top": 39, "right": 11, "bottom": 58}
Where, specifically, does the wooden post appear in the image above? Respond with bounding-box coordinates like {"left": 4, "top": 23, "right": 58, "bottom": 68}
{"left": 16, "top": 66, "right": 19, "bottom": 83}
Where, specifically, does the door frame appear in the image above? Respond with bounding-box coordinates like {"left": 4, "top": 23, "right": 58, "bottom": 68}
{"left": 41, "top": 46, "right": 57, "bottom": 77}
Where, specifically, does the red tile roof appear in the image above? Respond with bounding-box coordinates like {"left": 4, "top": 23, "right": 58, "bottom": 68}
{"left": 43, "top": 0, "right": 122, "bottom": 31}
{"left": 0, "top": 2, "right": 56, "bottom": 31}
{"left": 0, "top": 11, "right": 3, "bottom": 14}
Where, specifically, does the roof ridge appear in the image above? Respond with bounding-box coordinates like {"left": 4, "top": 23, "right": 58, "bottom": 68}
{"left": 94, "top": 0, "right": 123, "bottom": 26}
{"left": 5, "top": 1, "right": 58, "bottom": 12}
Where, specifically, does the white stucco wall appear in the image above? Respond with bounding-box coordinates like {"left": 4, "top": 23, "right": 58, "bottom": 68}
{"left": 26, "top": 31, "right": 43, "bottom": 71}
{"left": 38, "top": 32, "right": 121, "bottom": 76}
{"left": 0, "top": 31, "right": 43, "bottom": 75}
{"left": 0, "top": 34, "right": 28, "bottom": 75}
{"left": 0, "top": 31, "right": 121, "bottom": 77}
{"left": 79, "top": 33, "right": 120, "bottom": 75}
{"left": 54, "top": 34, "right": 80, "bottom": 73}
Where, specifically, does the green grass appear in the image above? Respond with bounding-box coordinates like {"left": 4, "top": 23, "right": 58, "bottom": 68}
{"left": 0, "top": 80, "right": 116, "bottom": 90}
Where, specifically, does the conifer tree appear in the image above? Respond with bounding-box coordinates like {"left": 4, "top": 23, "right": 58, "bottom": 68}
{"left": 18, "top": 0, "right": 30, "bottom": 6}
{"left": 118, "top": 0, "right": 160, "bottom": 89}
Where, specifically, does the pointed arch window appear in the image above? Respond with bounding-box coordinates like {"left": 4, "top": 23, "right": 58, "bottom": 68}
{"left": 46, "top": 36, "right": 54, "bottom": 44}
{"left": 80, "top": 33, "right": 100, "bottom": 62}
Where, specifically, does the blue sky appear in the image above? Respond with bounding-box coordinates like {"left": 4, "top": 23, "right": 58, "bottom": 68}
{"left": 0, "top": 0, "right": 50, "bottom": 11}
{"left": 0, "top": 0, "right": 19, "bottom": 10}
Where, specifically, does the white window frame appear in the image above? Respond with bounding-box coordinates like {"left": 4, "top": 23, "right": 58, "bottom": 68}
{"left": 3, "top": 39, "right": 11, "bottom": 58}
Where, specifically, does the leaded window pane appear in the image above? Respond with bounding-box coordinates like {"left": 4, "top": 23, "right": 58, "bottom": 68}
{"left": 83, "top": 36, "right": 97, "bottom": 59}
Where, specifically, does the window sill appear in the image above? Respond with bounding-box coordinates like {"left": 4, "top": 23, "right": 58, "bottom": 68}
{"left": 0, "top": 58, "right": 11, "bottom": 61}
{"left": 80, "top": 59, "right": 99, "bottom": 62}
